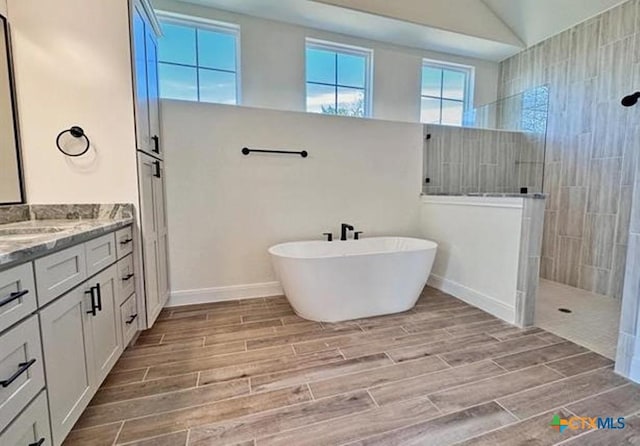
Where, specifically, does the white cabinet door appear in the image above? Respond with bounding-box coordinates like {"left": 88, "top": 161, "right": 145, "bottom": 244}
{"left": 39, "top": 287, "right": 94, "bottom": 446}
{"left": 86, "top": 264, "right": 122, "bottom": 386}
{"left": 146, "top": 30, "right": 161, "bottom": 158}
{"left": 153, "top": 159, "right": 170, "bottom": 319}
{"left": 138, "top": 152, "right": 161, "bottom": 327}
{"left": 132, "top": 0, "right": 162, "bottom": 160}
{"left": 132, "top": 4, "right": 150, "bottom": 155}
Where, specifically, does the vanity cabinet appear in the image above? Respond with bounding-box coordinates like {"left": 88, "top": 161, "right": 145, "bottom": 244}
{"left": 138, "top": 152, "right": 170, "bottom": 326}
{"left": 132, "top": 0, "right": 162, "bottom": 159}
{"left": 0, "top": 223, "right": 136, "bottom": 446}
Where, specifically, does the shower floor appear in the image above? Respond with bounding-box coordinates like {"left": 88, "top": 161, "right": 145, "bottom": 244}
{"left": 535, "top": 279, "right": 621, "bottom": 359}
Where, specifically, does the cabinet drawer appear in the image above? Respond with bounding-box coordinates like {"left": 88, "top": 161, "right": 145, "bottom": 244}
{"left": 0, "top": 315, "right": 45, "bottom": 432}
{"left": 85, "top": 233, "right": 116, "bottom": 277}
{"left": 120, "top": 293, "right": 138, "bottom": 346}
{"left": 34, "top": 244, "right": 87, "bottom": 307}
{"left": 0, "top": 263, "right": 36, "bottom": 333}
{"left": 0, "top": 390, "right": 51, "bottom": 446}
{"left": 115, "top": 226, "right": 134, "bottom": 260}
{"left": 117, "top": 254, "right": 135, "bottom": 305}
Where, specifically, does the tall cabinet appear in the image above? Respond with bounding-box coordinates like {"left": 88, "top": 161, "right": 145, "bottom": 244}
{"left": 137, "top": 153, "right": 170, "bottom": 324}
{"left": 131, "top": 0, "right": 170, "bottom": 328}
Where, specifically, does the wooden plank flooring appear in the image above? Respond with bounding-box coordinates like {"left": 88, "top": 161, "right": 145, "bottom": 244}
{"left": 63, "top": 287, "right": 640, "bottom": 446}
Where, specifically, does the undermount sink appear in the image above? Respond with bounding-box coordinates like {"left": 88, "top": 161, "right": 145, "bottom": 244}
{"left": 0, "top": 227, "right": 71, "bottom": 238}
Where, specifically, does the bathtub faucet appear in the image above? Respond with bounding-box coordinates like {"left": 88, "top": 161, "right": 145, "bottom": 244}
{"left": 340, "top": 223, "right": 354, "bottom": 241}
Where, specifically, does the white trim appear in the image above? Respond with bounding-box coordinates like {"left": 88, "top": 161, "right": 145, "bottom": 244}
{"left": 166, "top": 282, "right": 283, "bottom": 307}
{"left": 421, "top": 58, "right": 475, "bottom": 126}
{"left": 421, "top": 195, "right": 524, "bottom": 209}
{"left": 305, "top": 38, "right": 373, "bottom": 118}
{"left": 306, "top": 38, "right": 373, "bottom": 59}
{"left": 155, "top": 10, "right": 240, "bottom": 33}
{"left": 155, "top": 11, "right": 242, "bottom": 105}
{"left": 428, "top": 274, "right": 516, "bottom": 324}
{"left": 139, "top": 0, "right": 163, "bottom": 36}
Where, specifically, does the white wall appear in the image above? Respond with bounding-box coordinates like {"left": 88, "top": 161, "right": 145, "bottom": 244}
{"left": 420, "top": 195, "right": 524, "bottom": 323}
{"left": 162, "top": 100, "right": 423, "bottom": 304}
{"left": 7, "top": 0, "right": 138, "bottom": 204}
{"left": 0, "top": 1, "right": 6, "bottom": 17}
{"left": 153, "top": 0, "right": 499, "bottom": 122}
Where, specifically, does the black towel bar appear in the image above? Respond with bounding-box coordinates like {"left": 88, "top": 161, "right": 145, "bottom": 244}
{"left": 242, "top": 147, "right": 308, "bottom": 158}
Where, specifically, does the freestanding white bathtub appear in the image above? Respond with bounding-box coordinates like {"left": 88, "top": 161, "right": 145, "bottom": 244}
{"left": 268, "top": 237, "right": 438, "bottom": 322}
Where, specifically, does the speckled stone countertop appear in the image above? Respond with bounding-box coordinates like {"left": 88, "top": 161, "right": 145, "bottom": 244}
{"left": 0, "top": 204, "right": 134, "bottom": 270}
{"left": 422, "top": 192, "right": 547, "bottom": 199}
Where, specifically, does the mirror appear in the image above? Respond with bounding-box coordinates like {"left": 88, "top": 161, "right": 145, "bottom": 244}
{"left": 0, "top": 14, "right": 24, "bottom": 204}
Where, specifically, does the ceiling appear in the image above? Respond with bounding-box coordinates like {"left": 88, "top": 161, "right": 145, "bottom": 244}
{"left": 482, "top": 0, "right": 627, "bottom": 48}
{"left": 167, "top": 0, "right": 628, "bottom": 61}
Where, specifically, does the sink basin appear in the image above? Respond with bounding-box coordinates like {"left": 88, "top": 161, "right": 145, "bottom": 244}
{"left": 0, "top": 227, "right": 71, "bottom": 238}
{"left": 0, "top": 233, "right": 57, "bottom": 241}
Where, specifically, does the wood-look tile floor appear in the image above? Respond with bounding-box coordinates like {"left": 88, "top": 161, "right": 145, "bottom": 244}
{"left": 64, "top": 287, "right": 640, "bottom": 446}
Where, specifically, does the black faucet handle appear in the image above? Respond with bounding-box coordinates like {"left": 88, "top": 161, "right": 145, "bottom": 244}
{"left": 322, "top": 232, "right": 333, "bottom": 242}
{"left": 354, "top": 231, "right": 363, "bottom": 240}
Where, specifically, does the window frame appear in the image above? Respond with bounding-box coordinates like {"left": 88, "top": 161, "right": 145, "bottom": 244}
{"left": 305, "top": 38, "right": 373, "bottom": 118}
{"left": 420, "top": 59, "right": 475, "bottom": 126}
{"left": 156, "top": 11, "right": 242, "bottom": 104}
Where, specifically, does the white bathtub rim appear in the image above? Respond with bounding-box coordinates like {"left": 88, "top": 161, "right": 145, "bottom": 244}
{"left": 269, "top": 237, "right": 438, "bottom": 260}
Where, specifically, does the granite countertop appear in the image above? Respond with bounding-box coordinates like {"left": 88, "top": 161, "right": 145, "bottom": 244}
{"left": 422, "top": 192, "right": 547, "bottom": 199}
{"left": 0, "top": 204, "right": 134, "bottom": 270}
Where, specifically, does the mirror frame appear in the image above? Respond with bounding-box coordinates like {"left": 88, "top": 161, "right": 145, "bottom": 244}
{"left": 0, "top": 13, "right": 25, "bottom": 205}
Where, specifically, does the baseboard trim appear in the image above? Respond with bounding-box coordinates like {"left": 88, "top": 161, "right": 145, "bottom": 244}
{"left": 428, "top": 274, "right": 516, "bottom": 324}
{"left": 166, "top": 282, "right": 284, "bottom": 307}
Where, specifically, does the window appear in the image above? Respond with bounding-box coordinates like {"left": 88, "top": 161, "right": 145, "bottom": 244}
{"left": 520, "top": 85, "right": 549, "bottom": 133}
{"left": 420, "top": 61, "right": 473, "bottom": 126}
{"left": 157, "top": 15, "right": 239, "bottom": 104}
{"left": 306, "top": 39, "right": 372, "bottom": 117}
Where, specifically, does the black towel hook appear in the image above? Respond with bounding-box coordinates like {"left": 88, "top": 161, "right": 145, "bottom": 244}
{"left": 621, "top": 92, "right": 640, "bottom": 107}
{"left": 56, "top": 126, "right": 90, "bottom": 157}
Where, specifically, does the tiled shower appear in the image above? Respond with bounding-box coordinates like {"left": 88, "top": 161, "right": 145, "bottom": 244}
{"left": 499, "top": 1, "right": 638, "bottom": 299}
{"left": 495, "top": 0, "right": 640, "bottom": 367}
